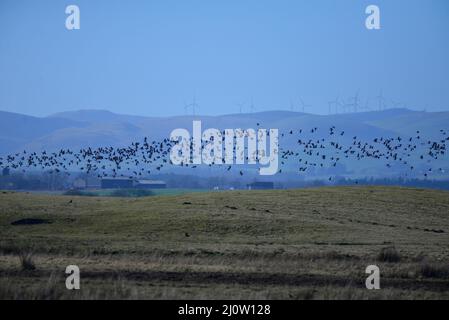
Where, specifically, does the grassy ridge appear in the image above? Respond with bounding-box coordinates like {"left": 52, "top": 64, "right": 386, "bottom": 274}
{"left": 1, "top": 186, "right": 449, "bottom": 299}
{"left": 63, "top": 188, "right": 209, "bottom": 197}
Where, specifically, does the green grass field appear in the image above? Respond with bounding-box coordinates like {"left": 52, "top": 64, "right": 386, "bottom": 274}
{"left": 61, "top": 187, "right": 209, "bottom": 197}
{"left": 1, "top": 186, "right": 448, "bottom": 299}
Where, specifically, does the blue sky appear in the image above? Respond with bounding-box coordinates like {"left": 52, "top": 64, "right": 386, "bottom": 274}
{"left": 0, "top": 0, "right": 448, "bottom": 117}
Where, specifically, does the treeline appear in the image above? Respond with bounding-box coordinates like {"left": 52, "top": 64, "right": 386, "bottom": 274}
{"left": 0, "top": 172, "right": 68, "bottom": 190}
{"left": 333, "top": 177, "right": 449, "bottom": 191}
{"left": 1, "top": 171, "right": 449, "bottom": 191}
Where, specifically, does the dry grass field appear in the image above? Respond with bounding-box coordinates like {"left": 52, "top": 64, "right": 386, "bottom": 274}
{"left": 0, "top": 186, "right": 448, "bottom": 299}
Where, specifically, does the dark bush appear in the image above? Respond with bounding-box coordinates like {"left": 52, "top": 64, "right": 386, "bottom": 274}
{"left": 19, "top": 251, "right": 36, "bottom": 271}
{"left": 420, "top": 262, "right": 449, "bottom": 278}
{"left": 377, "top": 246, "right": 401, "bottom": 263}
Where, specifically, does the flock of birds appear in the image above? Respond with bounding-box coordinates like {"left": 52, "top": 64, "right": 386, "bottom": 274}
{"left": 280, "top": 126, "right": 447, "bottom": 180}
{"left": 0, "top": 125, "right": 448, "bottom": 181}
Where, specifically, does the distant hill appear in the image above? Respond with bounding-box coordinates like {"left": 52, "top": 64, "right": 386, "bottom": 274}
{"left": 0, "top": 111, "right": 87, "bottom": 154}
{"left": 1, "top": 108, "right": 448, "bottom": 154}
{"left": 49, "top": 109, "right": 152, "bottom": 124}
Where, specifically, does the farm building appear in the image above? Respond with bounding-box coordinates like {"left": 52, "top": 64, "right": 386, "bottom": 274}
{"left": 101, "top": 178, "right": 135, "bottom": 189}
{"left": 135, "top": 180, "right": 167, "bottom": 189}
{"left": 100, "top": 178, "right": 167, "bottom": 189}
{"left": 73, "top": 178, "right": 87, "bottom": 189}
{"left": 72, "top": 177, "right": 101, "bottom": 189}
{"left": 247, "top": 181, "right": 274, "bottom": 190}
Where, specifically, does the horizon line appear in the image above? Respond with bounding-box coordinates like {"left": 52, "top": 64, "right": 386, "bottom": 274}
{"left": 0, "top": 107, "right": 440, "bottom": 119}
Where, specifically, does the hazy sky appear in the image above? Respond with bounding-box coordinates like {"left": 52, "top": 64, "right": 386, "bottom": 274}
{"left": 1, "top": 0, "right": 448, "bottom": 117}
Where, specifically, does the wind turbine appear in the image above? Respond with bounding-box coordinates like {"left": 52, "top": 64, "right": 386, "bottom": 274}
{"left": 328, "top": 96, "right": 341, "bottom": 115}
{"left": 339, "top": 97, "right": 350, "bottom": 113}
{"left": 185, "top": 94, "right": 199, "bottom": 116}
{"left": 298, "top": 97, "right": 311, "bottom": 113}
{"left": 361, "top": 97, "right": 372, "bottom": 112}
{"left": 390, "top": 99, "right": 403, "bottom": 109}
{"left": 290, "top": 98, "right": 302, "bottom": 112}
{"left": 376, "top": 90, "right": 387, "bottom": 111}
{"left": 343, "top": 91, "right": 361, "bottom": 113}
{"left": 249, "top": 97, "right": 256, "bottom": 113}
{"left": 236, "top": 102, "right": 245, "bottom": 114}
{"left": 351, "top": 90, "right": 360, "bottom": 113}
